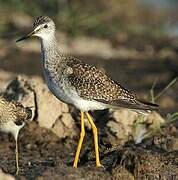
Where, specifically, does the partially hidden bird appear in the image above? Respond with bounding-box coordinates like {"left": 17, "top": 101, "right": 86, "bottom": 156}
{"left": 0, "top": 97, "right": 32, "bottom": 174}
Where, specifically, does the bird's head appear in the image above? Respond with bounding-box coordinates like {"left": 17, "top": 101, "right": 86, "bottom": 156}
{"left": 13, "top": 102, "right": 32, "bottom": 126}
{"left": 25, "top": 107, "right": 32, "bottom": 120}
{"left": 16, "top": 16, "right": 55, "bottom": 42}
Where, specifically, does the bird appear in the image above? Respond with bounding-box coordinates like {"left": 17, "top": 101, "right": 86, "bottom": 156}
{"left": 0, "top": 97, "right": 32, "bottom": 174}
{"left": 16, "top": 16, "right": 158, "bottom": 168}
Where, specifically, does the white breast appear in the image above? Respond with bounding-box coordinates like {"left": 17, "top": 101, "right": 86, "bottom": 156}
{"left": 0, "top": 121, "right": 24, "bottom": 140}
{"left": 44, "top": 74, "right": 107, "bottom": 111}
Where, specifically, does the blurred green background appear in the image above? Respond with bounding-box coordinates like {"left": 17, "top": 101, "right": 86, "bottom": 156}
{"left": 0, "top": 0, "right": 178, "bottom": 40}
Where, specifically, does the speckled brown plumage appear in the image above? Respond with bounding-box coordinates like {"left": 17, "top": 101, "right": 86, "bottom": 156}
{"left": 33, "top": 16, "right": 52, "bottom": 27}
{"left": 61, "top": 56, "right": 158, "bottom": 111}
{"left": 66, "top": 57, "right": 133, "bottom": 100}
{"left": 0, "top": 97, "right": 32, "bottom": 126}
{"left": 0, "top": 97, "right": 32, "bottom": 175}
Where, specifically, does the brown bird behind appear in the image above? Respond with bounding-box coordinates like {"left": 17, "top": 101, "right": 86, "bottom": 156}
{"left": 0, "top": 97, "right": 32, "bottom": 174}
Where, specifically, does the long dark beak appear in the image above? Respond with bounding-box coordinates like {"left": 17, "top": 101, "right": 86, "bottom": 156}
{"left": 16, "top": 30, "right": 35, "bottom": 42}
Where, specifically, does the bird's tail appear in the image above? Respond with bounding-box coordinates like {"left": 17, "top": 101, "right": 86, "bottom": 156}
{"left": 137, "top": 100, "right": 159, "bottom": 111}
{"left": 96, "top": 97, "right": 159, "bottom": 114}
{"left": 133, "top": 100, "right": 159, "bottom": 115}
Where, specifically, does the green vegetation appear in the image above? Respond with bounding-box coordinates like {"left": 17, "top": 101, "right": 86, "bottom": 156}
{"left": 132, "top": 77, "right": 178, "bottom": 144}
{"left": 0, "top": 0, "right": 166, "bottom": 39}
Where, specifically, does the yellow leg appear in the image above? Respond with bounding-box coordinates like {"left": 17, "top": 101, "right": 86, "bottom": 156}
{"left": 85, "top": 112, "right": 102, "bottom": 167}
{"left": 15, "top": 138, "right": 19, "bottom": 175}
{"left": 73, "top": 111, "right": 85, "bottom": 168}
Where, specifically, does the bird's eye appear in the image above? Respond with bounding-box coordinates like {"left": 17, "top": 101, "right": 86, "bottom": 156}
{"left": 44, "top": 24, "right": 48, "bottom": 28}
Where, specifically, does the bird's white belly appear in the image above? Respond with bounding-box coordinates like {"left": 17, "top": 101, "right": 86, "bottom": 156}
{"left": 46, "top": 76, "right": 73, "bottom": 104}
{"left": 72, "top": 97, "right": 107, "bottom": 111}
{"left": 0, "top": 121, "right": 24, "bottom": 140}
{"left": 45, "top": 75, "right": 107, "bottom": 111}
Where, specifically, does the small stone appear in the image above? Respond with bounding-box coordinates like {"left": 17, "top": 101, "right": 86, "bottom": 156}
{"left": 29, "top": 76, "right": 63, "bottom": 129}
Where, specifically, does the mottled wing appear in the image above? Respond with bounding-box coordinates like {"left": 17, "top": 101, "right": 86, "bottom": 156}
{"left": 66, "top": 57, "right": 158, "bottom": 111}
{"left": 65, "top": 57, "right": 157, "bottom": 111}
{"left": 96, "top": 98, "right": 158, "bottom": 111}
{"left": 0, "top": 97, "right": 17, "bottom": 124}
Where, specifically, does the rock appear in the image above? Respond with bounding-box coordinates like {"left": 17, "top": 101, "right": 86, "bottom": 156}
{"left": 107, "top": 109, "right": 138, "bottom": 145}
{"left": 107, "top": 109, "right": 165, "bottom": 145}
{"left": 0, "top": 169, "right": 14, "bottom": 180}
{"left": 52, "top": 113, "right": 77, "bottom": 139}
{"left": 29, "top": 76, "right": 62, "bottom": 129}
{"left": 3, "top": 75, "right": 36, "bottom": 121}
{"left": 29, "top": 76, "right": 77, "bottom": 138}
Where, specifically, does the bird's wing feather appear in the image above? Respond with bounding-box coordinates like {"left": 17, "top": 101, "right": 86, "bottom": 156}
{"left": 95, "top": 98, "right": 158, "bottom": 111}
{"left": 65, "top": 57, "right": 158, "bottom": 111}
{"left": 66, "top": 58, "right": 135, "bottom": 100}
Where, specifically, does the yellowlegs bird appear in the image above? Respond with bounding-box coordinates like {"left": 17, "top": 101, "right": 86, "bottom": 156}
{"left": 0, "top": 97, "right": 32, "bottom": 174}
{"left": 16, "top": 16, "right": 158, "bottom": 168}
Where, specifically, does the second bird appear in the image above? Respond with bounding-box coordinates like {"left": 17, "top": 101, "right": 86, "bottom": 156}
{"left": 16, "top": 16, "right": 158, "bottom": 168}
{"left": 0, "top": 97, "right": 32, "bottom": 174}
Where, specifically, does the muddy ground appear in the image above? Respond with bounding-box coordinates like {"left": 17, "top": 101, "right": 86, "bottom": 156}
{"left": 0, "top": 121, "right": 178, "bottom": 179}
{"left": 0, "top": 36, "right": 178, "bottom": 179}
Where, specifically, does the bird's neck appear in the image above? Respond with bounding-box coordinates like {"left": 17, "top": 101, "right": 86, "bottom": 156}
{"left": 41, "top": 35, "right": 58, "bottom": 52}
{"left": 40, "top": 35, "right": 63, "bottom": 78}
{"left": 40, "top": 35, "right": 61, "bottom": 65}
